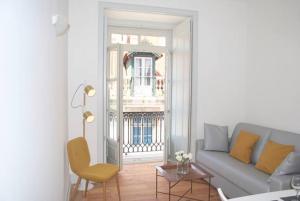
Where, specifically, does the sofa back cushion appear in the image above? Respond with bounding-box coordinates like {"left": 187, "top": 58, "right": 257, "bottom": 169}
{"left": 230, "top": 123, "right": 271, "bottom": 164}
{"left": 204, "top": 123, "right": 229, "bottom": 152}
{"left": 268, "top": 152, "right": 300, "bottom": 180}
{"left": 270, "top": 129, "right": 300, "bottom": 152}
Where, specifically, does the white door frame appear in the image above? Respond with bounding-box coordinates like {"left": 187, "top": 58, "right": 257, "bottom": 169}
{"left": 98, "top": 2, "right": 198, "bottom": 163}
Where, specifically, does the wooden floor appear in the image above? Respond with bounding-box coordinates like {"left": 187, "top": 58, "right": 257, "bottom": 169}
{"left": 73, "top": 162, "right": 221, "bottom": 201}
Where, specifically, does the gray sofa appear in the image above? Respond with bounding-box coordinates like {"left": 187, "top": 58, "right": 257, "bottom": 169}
{"left": 195, "top": 122, "right": 300, "bottom": 198}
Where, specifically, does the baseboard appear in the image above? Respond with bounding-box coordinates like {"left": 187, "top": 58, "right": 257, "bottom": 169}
{"left": 65, "top": 175, "right": 71, "bottom": 201}
{"left": 65, "top": 183, "right": 71, "bottom": 201}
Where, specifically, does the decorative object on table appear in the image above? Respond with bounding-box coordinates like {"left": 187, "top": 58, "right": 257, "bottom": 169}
{"left": 290, "top": 175, "right": 300, "bottom": 201}
{"left": 175, "top": 151, "right": 192, "bottom": 174}
{"left": 204, "top": 123, "right": 229, "bottom": 152}
{"left": 71, "top": 83, "right": 96, "bottom": 138}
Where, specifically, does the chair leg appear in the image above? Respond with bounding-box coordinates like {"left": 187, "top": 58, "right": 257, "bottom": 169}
{"left": 84, "top": 180, "right": 89, "bottom": 198}
{"left": 103, "top": 182, "right": 107, "bottom": 201}
{"left": 70, "top": 177, "right": 81, "bottom": 201}
{"left": 116, "top": 175, "right": 121, "bottom": 201}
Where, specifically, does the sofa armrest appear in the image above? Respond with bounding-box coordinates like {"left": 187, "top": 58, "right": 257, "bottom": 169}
{"left": 268, "top": 175, "right": 292, "bottom": 192}
{"left": 196, "top": 139, "right": 205, "bottom": 151}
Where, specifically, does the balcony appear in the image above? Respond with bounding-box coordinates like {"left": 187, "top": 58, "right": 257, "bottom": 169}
{"left": 123, "top": 111, "right": 164, "bottom": 163}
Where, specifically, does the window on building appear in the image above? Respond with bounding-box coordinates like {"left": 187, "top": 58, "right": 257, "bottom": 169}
{"left": 132, "top": 117, "right": 141, "bottom": 145}
{"left": 122, "top": 51, "right": 164, "bottom": 97}
{"left": 143, "top": 117, "right": 152, "bottom": 144}
{"left": 134, "top": 57, "right": 152, "bottom": 86}
{"left": 132, "top": 117, "right": 152, "bottom": 145}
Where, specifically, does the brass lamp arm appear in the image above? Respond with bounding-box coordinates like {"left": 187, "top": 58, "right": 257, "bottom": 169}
{"left": 71, "top": 83, "right": 85, "bottom": 109}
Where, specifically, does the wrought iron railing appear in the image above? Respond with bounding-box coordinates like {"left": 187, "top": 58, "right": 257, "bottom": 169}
{"left": 123, "top": 112, "right": 164, "bottom": 154}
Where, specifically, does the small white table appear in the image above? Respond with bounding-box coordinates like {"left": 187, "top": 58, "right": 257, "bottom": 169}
{"left": 229, "top": 190, "right": 296, "bottom": 201}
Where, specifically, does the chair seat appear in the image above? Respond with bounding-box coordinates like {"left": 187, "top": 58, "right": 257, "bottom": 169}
{"left": 79, "top": 163, "right": 119, "bottom": 182}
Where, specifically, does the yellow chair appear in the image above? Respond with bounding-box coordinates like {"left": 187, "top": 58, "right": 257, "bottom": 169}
{"left": 67, "top": 137, "right": 121, "bottom": 201}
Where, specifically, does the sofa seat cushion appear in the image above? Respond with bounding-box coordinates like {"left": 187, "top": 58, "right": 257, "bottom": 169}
{"left": 196, "top": 150, "right": 270, "bottom": 194}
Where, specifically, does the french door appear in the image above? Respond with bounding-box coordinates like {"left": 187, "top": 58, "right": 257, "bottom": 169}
{"left": 106, "top": 45, "right": 123, "bottom": 168}
{"left": 106, "top": 44, "right": 171, "bottom": 166}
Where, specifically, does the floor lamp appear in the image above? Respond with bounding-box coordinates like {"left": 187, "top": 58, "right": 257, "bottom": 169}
{"left": 70, "top": 83, "right": 96, "bottom": 191}
{"left": 71, "top": 84, "right": 96, "bottom": 138}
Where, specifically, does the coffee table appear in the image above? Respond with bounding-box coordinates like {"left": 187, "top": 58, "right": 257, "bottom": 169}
{"left": 155, "top": 162, "right": 213, "bottom": 201}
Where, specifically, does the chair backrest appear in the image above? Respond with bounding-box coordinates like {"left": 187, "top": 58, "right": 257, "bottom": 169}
{"left": 217, "top": 188, "right": 228, "bottom": 201}
{"left": 67, "top": 137, "right": 90, "bottom": 174}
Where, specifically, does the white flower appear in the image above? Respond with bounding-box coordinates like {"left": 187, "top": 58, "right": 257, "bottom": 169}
{"left": 176, "top": 155, "right": 183, "bottom": 162}
{"left": 175, "top": 151, "right": 184, "bottom": 156}
{"left": 175, "top": 150, "right": 191, "bottom": 162}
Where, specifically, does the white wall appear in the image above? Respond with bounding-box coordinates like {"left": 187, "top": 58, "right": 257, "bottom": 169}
{"left": 245, "top": 0, "right": 300, "bottom": 133}
{"left": 68, "top": 0, "right": 248, "bottom": 162}
{"left": 0, "top": 0, "right": 69, "bottom": 200}
{"left": 68, "top": 0, "right": 100, "bottom": 164}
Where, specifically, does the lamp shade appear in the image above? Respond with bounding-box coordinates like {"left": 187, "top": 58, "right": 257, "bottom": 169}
{"left": 84, "top": 85, "right": 96, "bottom": 97}
{"left": 83, "top": 111, "right": 94, "bottom": 123}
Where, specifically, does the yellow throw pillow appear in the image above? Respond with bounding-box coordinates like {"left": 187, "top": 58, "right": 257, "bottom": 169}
{"left": 255, "top": 140, "right": 294, "bottom": 174}
{"left": 230, "top": 130, "right": 260, "bottom": 164}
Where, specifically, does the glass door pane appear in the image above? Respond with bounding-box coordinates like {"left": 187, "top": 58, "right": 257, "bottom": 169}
{"left": 106, "top": 46, "right": 122, "bottom": 168}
